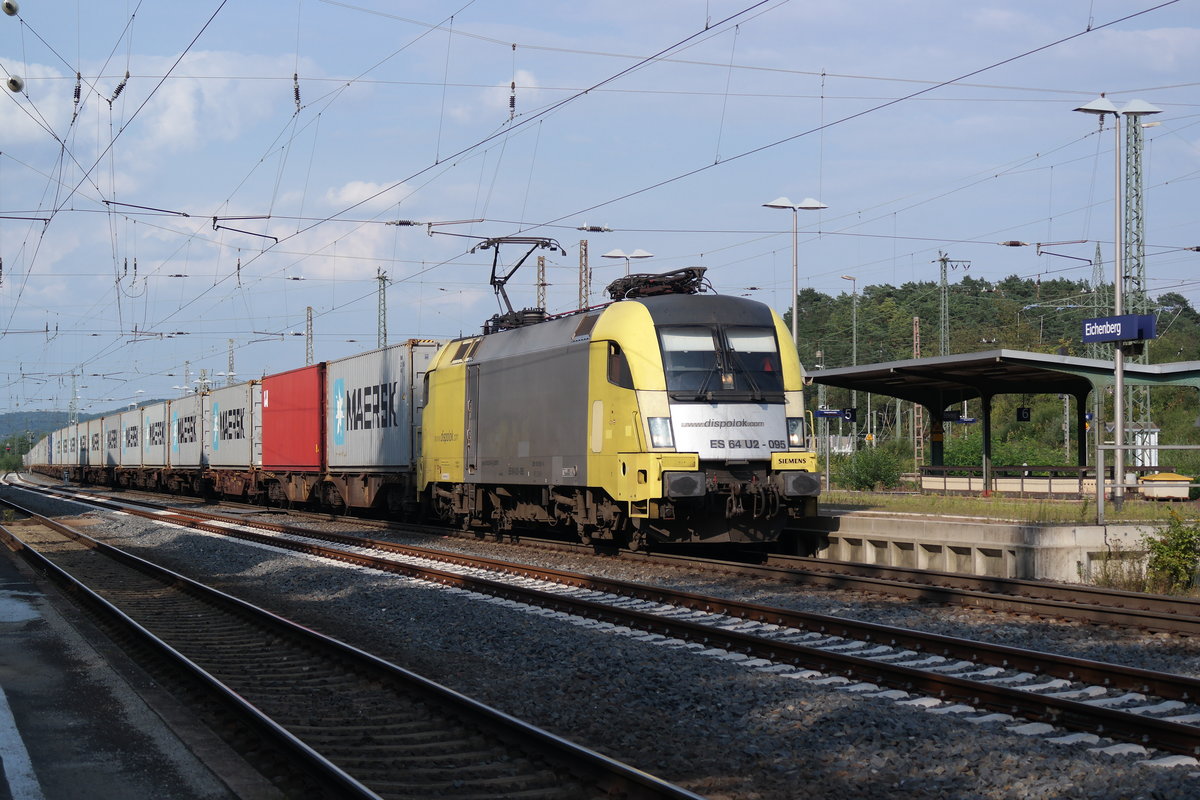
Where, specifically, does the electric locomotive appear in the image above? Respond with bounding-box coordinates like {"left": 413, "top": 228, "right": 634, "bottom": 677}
{"left": 418, "top": 266, "right": 820, "bottom": 548}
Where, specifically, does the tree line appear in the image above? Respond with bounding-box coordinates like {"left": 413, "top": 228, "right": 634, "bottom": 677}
{"left": 789, "top": 274, "right": 1200, "bottom": 472}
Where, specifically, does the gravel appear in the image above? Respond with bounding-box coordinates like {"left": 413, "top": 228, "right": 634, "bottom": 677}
{"left": 6, "top": 484, "right": 1200, "bottom": 800}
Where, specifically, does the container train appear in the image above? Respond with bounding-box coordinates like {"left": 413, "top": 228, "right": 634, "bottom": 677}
{"left": 25, "top": 268, "right": 821, "bottom": 548}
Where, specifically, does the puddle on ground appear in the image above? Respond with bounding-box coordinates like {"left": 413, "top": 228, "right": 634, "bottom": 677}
{"left": 0, "top": 590, "right": 40, "bottom": 623}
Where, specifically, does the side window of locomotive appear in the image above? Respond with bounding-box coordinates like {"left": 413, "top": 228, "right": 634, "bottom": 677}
{"left": 726, "top": 327, "right": 784, "bottom": 393}
{"left": 606, "top": 342, "right": 634, "bottom": 389}
{"left": 450, "top": 338, "right": 481, "bottom": 363}
{"left": 658, "top": 326, "right": 718, "bottom": 392}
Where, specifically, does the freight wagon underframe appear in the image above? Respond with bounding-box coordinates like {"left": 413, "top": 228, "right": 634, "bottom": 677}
{"left": 35, "top": 464, "right": 421, "bottom": 517}
{"left": 258, "top": 469, "right": 419, "bottom": 516}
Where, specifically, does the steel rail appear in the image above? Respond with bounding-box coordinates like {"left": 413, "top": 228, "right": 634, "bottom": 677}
{"left": 0, "top": 508, "right": 381, "bottom": 799}
{"left": 24, "top": 476, "right": 1200, "bottom": 637}
{"left": 0, "top": 494, "right": 705, "bottom": 800}
{"left": 11, "top": 483, "right": 1200, "bottom": 756}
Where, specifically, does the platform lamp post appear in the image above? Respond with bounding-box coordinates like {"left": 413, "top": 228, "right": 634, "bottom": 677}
{"left": 602, "top": 248, "right": 653, "bottom": 275}
{"left": 1074, "top": 95, "right": 1125, "bottom": 508}
{"left": 762, "top": 197, "right": 827, "bottom": 348}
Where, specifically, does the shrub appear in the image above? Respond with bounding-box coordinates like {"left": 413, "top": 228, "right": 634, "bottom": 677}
{"left": 1145, "top": 510, "right": 1200, "bottom": 594}
{"left": 1085, "top": 538, "right": 1149, "bottom": 592}
{"left": 832, "top": 447, "right": 904, "bottom": 492}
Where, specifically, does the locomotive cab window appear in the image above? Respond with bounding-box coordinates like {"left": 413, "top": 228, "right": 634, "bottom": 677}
{"left": 659, "top": 327, "right": 719, "bottom": 393}
{"left": 726, "top": 327, "right": 784, "bottom": 394}
{"left": 607, "top": 342, "right": 634, "bottom": 389}
{"left": 659, "top": 324, "right": 784, "bottom": 400}
{"left": 451, "top": 338, "right": 481, "bottom": 363}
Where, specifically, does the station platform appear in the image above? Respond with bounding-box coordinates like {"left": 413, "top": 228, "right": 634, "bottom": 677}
{"left": 795, "top": 508, "right": 1150, "bottom": 582}
{"left": 0, "top": 544, "right": 277, "bottom": 800}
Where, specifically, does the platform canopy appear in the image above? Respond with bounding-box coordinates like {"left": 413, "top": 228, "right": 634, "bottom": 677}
{"left": 808, "top": 349, "right": 1200, "bottom": 410}
{"left": 807, "top": 349, "right": 1200, "bottom": 474}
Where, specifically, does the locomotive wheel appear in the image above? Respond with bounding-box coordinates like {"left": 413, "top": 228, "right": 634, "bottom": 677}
{"left": 625, "top": 521, "right": 648, "bottom": 552}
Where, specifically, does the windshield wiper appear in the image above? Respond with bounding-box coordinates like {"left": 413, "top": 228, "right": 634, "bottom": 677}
{"left": 693, "top": 357, "right": 723, "bottom": 401}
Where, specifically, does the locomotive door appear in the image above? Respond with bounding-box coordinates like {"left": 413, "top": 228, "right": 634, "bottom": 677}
{"left": 465, "top": 364, "right": 480, "bottom": 476}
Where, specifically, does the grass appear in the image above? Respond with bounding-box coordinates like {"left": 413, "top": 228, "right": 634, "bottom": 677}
{"left": 821, "top": 488, "right": 1200, "bottom": 525}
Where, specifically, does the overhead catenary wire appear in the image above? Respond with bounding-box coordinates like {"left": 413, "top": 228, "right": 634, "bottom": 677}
{"left": 58, "top": 0, "right": 781, "bottom": 377}
{"left": 3, "top": 1, "right": 1195, "bottom": 408}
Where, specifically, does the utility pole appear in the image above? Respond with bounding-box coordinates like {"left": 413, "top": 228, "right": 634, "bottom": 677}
{"left": 1087, "top": 242, "right": 1109, "bottom": 361}
{"left": 1123, "top": 101, "right": 1162, "bottom": 468}
{"left": 536, "top": 255, "right": 547, "bottom": 310}
{"left": 68, "top": 372, "right": 78, "bottom": 425}
{"left": 226, "top": 339, "right": 235, "bottom": 386}
{"left": 578, "top": 240, "right": 590, "bottom": 310}
{"left": 935, "top": 252, "right": 970, "bottom": 356}
{"left": 376, "top": 267, "right": 389, "bottom": 349}
{"left": 306, "top": 306, "right": 314, "bottom": 365}
{"left": 815, "top": 348, "right": 828, "bottom": 492}
{"left": 912, "top": 317, "right": 923, "bottom": 470}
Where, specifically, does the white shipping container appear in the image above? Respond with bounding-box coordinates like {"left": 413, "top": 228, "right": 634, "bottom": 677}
{"left": 85, "top": 418, "right": 103, "bottom": 466}
{"left": 69, "top": 423, "right": 84, "bottom": 467}
{"left": 104, "top": 415, "right": 121, "bottom": 466}
{"left": 170, "top": 394, "right": 206, "bottom": 468}
{"left": 206, "top": 382, "right": 262, "bottom": 468}
{"left": 142, "top": 401, "right": 170, "bottom": 467}
{"left": 119, "top": 409, "right": 142, "bottom": 467}
{"left": 325, "top": 340, "right": 443, "bottom": 470}
{"left": 26, "top": 439, "right": 44, "bottom": 468}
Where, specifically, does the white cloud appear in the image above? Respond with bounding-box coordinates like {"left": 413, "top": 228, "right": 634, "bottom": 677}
{"left": 0, "top": 61, "right": 72, "bottom": 145}
{"left": 449, "top": 69, "right": 544, "bottom": 126}
{"left": 323, "top": 179, "right": 406, "bottom": 212}
{"left": 125, "top": 50, "right": 302, "bottom": 152}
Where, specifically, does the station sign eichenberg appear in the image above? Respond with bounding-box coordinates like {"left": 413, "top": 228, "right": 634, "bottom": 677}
{"left": 1081, "top": 314, "right": 1157, "bottom": 344}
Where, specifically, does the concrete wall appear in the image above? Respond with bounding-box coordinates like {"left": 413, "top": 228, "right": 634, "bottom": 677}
{"left": 797, "top": 511, "right": 1154, "bottom": 583}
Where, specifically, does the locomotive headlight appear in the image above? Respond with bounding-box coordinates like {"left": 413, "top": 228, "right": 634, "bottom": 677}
{"left": 648, "top": 417, "right": 674, "bottom": 449}
{"left": 787, "top": 417, "right": 804, "bottom": 448}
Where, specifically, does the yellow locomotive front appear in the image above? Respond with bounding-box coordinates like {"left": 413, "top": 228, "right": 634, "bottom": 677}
{"left": 418, "top": 268, "right": 820, "bottom": 549}
{"left": 587, "top": 277, "right": 819, "bottom": 548}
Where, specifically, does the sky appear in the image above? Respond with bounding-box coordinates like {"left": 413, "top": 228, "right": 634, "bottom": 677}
{"left": 0, "top": 0, "right": 1197, "bottom": 416}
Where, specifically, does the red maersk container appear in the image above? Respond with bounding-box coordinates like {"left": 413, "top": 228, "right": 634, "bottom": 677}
{"left": 261, "top": 364, "right": 325, "bottom": 471}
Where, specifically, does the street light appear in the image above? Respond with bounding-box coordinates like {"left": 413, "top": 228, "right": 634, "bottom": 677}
{"left": 763, "top": 196, "right": 827, "bottom": 347}
{"left": 1074, "top": 95, "right": 1124, "bottom": 506}
{"left": 1073, "top": 95, "right": 1161, "bottom": 508}
{"left": 602, "top": 248, "right": 653, "bottom": 275}
{"left": 840, "top": 275, "right": 857, "bottom": 366}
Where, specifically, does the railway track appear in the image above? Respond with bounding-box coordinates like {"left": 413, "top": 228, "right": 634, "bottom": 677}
{"left": 6, "top": 478, "right": 1200, "bottom": 761}
{"left": 759, "top": 552, "right": 1200, "bottom": 634}
{"left": 0, "top": 493, "right": 702, "bottom": 800}
{"left": 17, "top": 475, "right": 1200, "bottom": 637}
